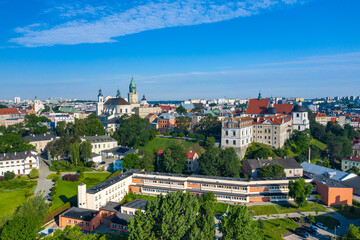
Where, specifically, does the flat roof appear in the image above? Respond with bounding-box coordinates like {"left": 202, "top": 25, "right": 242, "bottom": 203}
{"left": 122, "top": 199, "right": 149, "bottom": 210}
{"left": 111, "top": 213, "right": 134, "bottom": 225}
{"left": 100, "top": 202, "right": 122, "bottom": 212}
{"left": 61, "top": 207, "right": 99, "bottom": 222}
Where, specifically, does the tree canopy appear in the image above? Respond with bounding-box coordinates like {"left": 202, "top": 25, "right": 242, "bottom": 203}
{"left": 0, "top": 133, "right": 34, "bottom": 153}
{"left": 158, "top": 144, "right": 187, "bottom": 174}
{"left": 288, "top": 178, "right": 313, "bottom": 208}
{"left": 258, "top": 163, "right": 286, "bottom": 178}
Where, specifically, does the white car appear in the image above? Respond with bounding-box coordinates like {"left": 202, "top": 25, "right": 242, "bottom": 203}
{"left": 316, "top": 222, "right": 328, "bottom": 230}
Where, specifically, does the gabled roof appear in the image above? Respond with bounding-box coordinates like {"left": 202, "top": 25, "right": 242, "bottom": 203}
{"left": 274, "top": 104, "right": 293, "bottom": 114}
{"left": 187, "top": 151, "right": 196, "bottom": 159}
{"left": 157, "top": 149, "right": 164, "bottom": 156}
{"left": 24, "top": 134, "right": 56, "bottom": 142}
{"left": 253, "top": 115, "right": 292, "bottom": 125}
{"left": 343, "top": 156, "right": 360, "bottom": 162}
{"left": 0, "top": 108, "right": 20, "bottom": 115}
{"left": 104, "top": 97, "right": 130, "bottom": 106}
{"left": 245, "top": 99, "right": 269, "bottom": 115}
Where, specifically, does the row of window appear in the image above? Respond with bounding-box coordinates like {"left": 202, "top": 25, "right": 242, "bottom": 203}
{"left": 111, "top": 223, "right": 128, "bottom": 230}
{"left": 201, "top": 184, "right": 247, "bottom": 191}
{"left": 94, "top": 143, "right": 116, "bottom": 149}
{"left": 67, "top": 219, "right": 90, "bottom": 226}
{"left": 143, "top": 188, "right": 170, "bottom": 194}
{"left": 224, "top": 138, "right": 251, "bottom": 145}
{"left": 224, "top": 129, "right": 251, "bottom": 137}
{"left": 144, "top": 180, "right": 184, "bottom": 186}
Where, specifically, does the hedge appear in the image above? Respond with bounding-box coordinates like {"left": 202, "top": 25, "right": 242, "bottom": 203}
{"left": 44, "top": 202, "right": 71, "bottom": 223}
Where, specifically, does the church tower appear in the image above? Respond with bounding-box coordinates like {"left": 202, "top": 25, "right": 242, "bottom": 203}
{"left": 96, "top": 89, "right": 104, "bottom": 116}
{"left": 128, "top": 77, "right": 138, "bottom": 104}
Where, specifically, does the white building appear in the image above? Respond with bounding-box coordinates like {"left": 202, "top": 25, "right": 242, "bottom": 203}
{"left": 14, "top": 97, "right": 21, "bottom": 104}
{"left": 221, "top": 116, "right": 253, "bottom": 159}
{"left": 291, "top": 103, "right": 310, "bottom": 131}
{"left": 0, "top": 150, "right": 39, "bottom": 176}
{"left": 45, "top": 113, "right": 75, "bottom": 128}
{"left": 80, "top": 135, "right": 118, "bottom": 154}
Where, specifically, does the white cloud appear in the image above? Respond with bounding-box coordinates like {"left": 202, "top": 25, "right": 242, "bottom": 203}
{"left": 10, "top": 0, "right": 302, "bottom": 47}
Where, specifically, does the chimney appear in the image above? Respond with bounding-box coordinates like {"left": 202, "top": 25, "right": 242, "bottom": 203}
{"left": 308, "top": 147, "right": 311, "bottom": 163}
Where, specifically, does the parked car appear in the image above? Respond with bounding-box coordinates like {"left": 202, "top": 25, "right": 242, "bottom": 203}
{"left": 309, "top": 225, "right": 320, "bottom": 233}
{"left": 316, "top": 222, "right": 328, "bottom": 230}
{"left": 215, "top": 215, "right": 222, "bottom": 220}
{"left": 295, "top": 228, "right": 309, "bottom": 238}
{"left": 215, "top": 223, "right": 219, "bottom": 229}
{"left": 304, "top": 226, "right": 317, "bottom": 235}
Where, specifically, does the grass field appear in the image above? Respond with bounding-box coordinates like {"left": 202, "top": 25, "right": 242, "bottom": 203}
{"left": 331, "top": 205, "right": 360, "bottom": 220}
{"left": 142, "top": 137, "right": 205, "bottom": 154}
{"left": 248, "top": 203, "right": 327, "bottom": 216}
{"left": 52, "top": 172, "right": 111, "bottom": 209}
{"left": 0, "top": 190, "right": 28, "bottom": 218}
{"left": 315, "top": 215, "right": 340, "bottom": 229}
{"left": 261, "top": 218, "right": 299, "bottom": 240}
{"left": 309, "top": 139, "right": 327, "bottom": 151}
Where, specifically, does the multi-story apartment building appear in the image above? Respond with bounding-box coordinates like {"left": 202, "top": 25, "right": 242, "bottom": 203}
{"left": 0, "top": 108, "right": 22, "bottom": 126}
{"left": 24, "top": 133, "right": 57, "bottom": 153}
{"left": 80, "top": 135, "right": 118, "bottom": 154}
{"left": 0, "top": 150, "right": 39, "bottom": 176}
{"left": 252, "top": 115, "right": 293, "bottom": 149}
{"left": 156, "top": 113, "right": 176, "bottom": 133}
{"left": 221, "top": 116, "right": 253, "bottom": 159}
{"left": 341, "top": 157, "right": 360, "bottom": 172}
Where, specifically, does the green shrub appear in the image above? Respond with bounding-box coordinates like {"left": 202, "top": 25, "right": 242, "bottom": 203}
{"left": 179, "top": 132, "right": 185, "bottom": 137}
{"left": 188, "top": 133, "right": 195, "bottom": 138}
{"left": 164, "top": 132, "right": 170, "bottom": 136}
{"left": 29, "top": 169, "right": 40, "bottom": 179}
{"left": 4, "top": 171, "right": 15, "bottom": 180}
{"left": 171, "top": 133, "right": 178, "bottom": 137}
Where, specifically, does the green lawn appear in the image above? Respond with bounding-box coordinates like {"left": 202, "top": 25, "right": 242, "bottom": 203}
{"left": 0, "top": 190, "right": 28, "bottom": 218}
{"left": 309, "top": 139, "right": 327, "bottom": 151}
{"left": 142, "top": 137, "right": 205, "bottom": 154}
{"left": 52, "top": 172, "right": 111, "bottom": 209}
{"left": 331, "top": 205, "right": 360, "bottom": 220}
{"left": 249, "top": 203, "right": 327, "bottom": 216}
{"left": 315, "top": 215, "right": 340, "bottom": 229}
{"left": 261, "top": 218, "right": 299, "bottom": 240}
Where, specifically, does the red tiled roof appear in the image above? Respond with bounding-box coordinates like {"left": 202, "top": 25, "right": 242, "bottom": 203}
{"left": 315, "top": 113, "right": 327, "bottom": 117}
{"left": 187, "top": 151, "right": 196, "bottom": 159}
{"left": 157, "top": 149, "right": 164, "bottom": 156}
{"left": 253, "top": 115, "right": 292, "bottom": 125}
{"left": 274, "top": 104, "right": 293, "bottom": 115}
{"left": 343, "top": 157, "right": 360, "bottom": 162}
{"left": 245, "top": 99, "right": 269, "bottom": 115}
{"left": 0, "top": 108, "right": 20, "bottom": 115}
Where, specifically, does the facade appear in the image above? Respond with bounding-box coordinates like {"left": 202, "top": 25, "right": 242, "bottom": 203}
{"left": 59, "top": 207, "right": 103, "bottom": 232}
{"left": 5, "top": 117, "right": 24, "bottom": 128}
{"left": 24, "top": 133, "right": 57, "bottom": 153}
{"left": 135, "top": 106, "right": 162, "bottom": 118}
{"left": 44, "top": 113, "right": 75, "bottom": 128}
{"left": 80, "top": 135, "right": 118, "bottom": 154}
{"left": 291, "top": 103, "right": 310, "bottom": 131}
{"left": 0, "top": 108, "right": 22, "bottom": 126}
{"left": 186, "top": 151, "right": 199, "bottom": 173}
{"left": 242, "top": 158, "right": 303, "bottom": 178}
{"left": 157, "top": 113, "right": 176, "bottom": 133}
{"left": 252, "top": 115, "right": 293, "bottom": 149}
{"left": 352, "top": 143, "right": 360, "bottom": 156}
{"left": 221, "top": 116, "right": 253, "bottom": 159}
{"left": 0, "top": 150, "right": 39, "bottom": 176}
{"left": 341, "top": 157, "right": 360, "bottom": 172}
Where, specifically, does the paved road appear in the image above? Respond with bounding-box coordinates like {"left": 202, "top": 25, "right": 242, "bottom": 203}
{"left": 35, "top": 157, "right": 55, "bottom": 202}
{"left": 285, "top": 228, "right": 334, "bottom": 240}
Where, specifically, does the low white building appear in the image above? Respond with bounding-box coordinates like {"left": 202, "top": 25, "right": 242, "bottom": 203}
{"left": 80, "top": 135, "right": 118, "bottom": 154}
{"left": 0, "top": 150, "right": 39, "bottom": 176}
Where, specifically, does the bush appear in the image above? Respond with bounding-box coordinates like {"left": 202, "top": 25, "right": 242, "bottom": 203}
{"left": 164, "top": 132, "right": 170, "bottom": 136}
{"left": 179, "top": 132, "right": 185, "bottom": 138}
{"left": 4, "top": 171, "right": 15, "bottom": 180}
{"left": 171, "top": 133, "right": 178, "bottom": 137}
{"left": 85, "top": 161, "right": 94, "bottom": 168}
{"left": 29, "top": 168, "right": 40, "bottom": 179}
{"left": 62, "top": 174, "right": 79, "bottom": 182}
{"left": 188, "top": 133, "right": 195, "bottom": 138}
{"left": 83, "top": 177, "right": 100, "bottom": 185}
{"left": 350, "top": 206, "right": 356, "bottom": 213}
{"left": 258, "top": 219, "right": 264, "bottom": 229}
{"left": 45, "top": 202, "right": 71, "bottom": 223}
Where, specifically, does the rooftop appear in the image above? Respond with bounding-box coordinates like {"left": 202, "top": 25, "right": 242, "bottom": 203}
{"left": 81, "top": 135, "right": 117, "bottom": 143}
{"left": 100, "top": 202, "right": 122, "bottom": 212}
{"left": 244, "top": 158, "right": 302, "bottom": 170}
{"left": 111, "top": 213, "right": 134, "bottom": 225}
{"left": 104, "top": 97, "right": 130, "bottom": 106}
{"left": 0, "top": 150, "right": 37, "bottom": 161}
{"left": 0, "top": 108, "right": 20, "bottom": 115}
{"left": 122, "top": 199, "right": 149, "bottom": 210}
{"left": 301, "top": 162, "right": 357, "bottom": 181}
{"left": 24, "top": 133, "right": 56, "bottom": 142}
{"left": 61, "top": 207, "right": 99, "bottom": 222}
{"left": 343, "top": 156, "right": 360, "bottom": 162}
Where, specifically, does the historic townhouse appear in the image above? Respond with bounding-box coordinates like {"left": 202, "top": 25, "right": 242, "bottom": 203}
{"left": 0, "top": 150, "right": 39, "bottom": 176}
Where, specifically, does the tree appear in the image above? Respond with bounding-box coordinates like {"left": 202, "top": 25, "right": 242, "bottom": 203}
{"left": 315, "top": 194, "right": 321, "bottom": 204}
{"left": 0, "top": 133, "right": 34, "bottom": 153}
{"left": 176, "top": 106, "right": 187, "bottom": 114}
{"left": 288, "top": 178, "right": 313, "bottom": 208}
{"left": 24, "top": 114, "right": 50, "bottom": 135}
{"left": 175, "top": 116, "right": 190, "bottom": 134}
{"left": 141, "top": 150, "right": 155, "bottom": 172}
{"left": 197, "top": 192, "right": 216, "bottom": 239}
{"left": 70, "top": 142, "right": 80, "bottom": 165}
{"left": 29, "top": 168, "right": 40, "bottom": 179}
{"left": 258, "top": 163, "right": 286, "bottom": 178}
{"left": 220, "top": 206, "right": 261, "bottom": 240}
{"left": 123, "top": 153, "right": 142, "bottom": 169}
{"left": 219, "top": 148, "right": 241, "bottom": 178}
{"left": 84, "top": 113, "right": 105, "bottom": 136}
{"left": 344, "top": 224, "right": 360, "bottom": 239}
{"left": 193, "top": 115, "right": 221, "bottom": 139}
{"left": 46, "top": 225, "right": 107, "bottom": 240}
{"left": 114, "top": 114, "right": 155, "bottom": 148}
{"left": 55, "top": 121, "right": 67, "bottom": 137}
{"left": 128, "top": 191, "right": 199, "bottom": 240}
{"left": 4, "top": 171, "right": 15, "bottom": 180}
{"left": 1, "top": 192, "right": 48, "bottom": 240}
{"left": 79, "top": 141, "right": 92, "bottom": 162}
{"left": 158, "top": 145, "right": 186, "bottom": 174}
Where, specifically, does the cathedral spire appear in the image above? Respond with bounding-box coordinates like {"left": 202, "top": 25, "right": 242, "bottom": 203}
{"left": 129, "top": 77, "right": 136, "bottom": 94}
{"left": 257, "top": 90, "right": 262, "bottom": 100}
{"left": 98, "top": 89, "right": 103, "bottom": 97}
{"left": 116, "top": 89, "right": 121, "bottom": 98}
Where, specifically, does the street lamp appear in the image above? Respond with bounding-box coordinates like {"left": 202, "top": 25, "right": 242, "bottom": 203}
{"left": 334, "top": 225, "right": 339, "bottom": 236}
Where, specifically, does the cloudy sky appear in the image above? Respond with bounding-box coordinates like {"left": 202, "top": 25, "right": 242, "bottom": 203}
{"left": 0, "top": 0, "right": 359, "bottom": 100}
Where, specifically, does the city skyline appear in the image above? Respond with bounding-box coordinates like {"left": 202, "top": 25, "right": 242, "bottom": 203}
{"left": 1, "top": 0, "right": 360, "bottom": 100}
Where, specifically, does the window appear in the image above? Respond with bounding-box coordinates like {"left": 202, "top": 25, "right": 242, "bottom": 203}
{"left": 233, "top": 140, "right": 236, "bottom": 145}
{"left": 225, "top": 131, "right": 228, "bottom": 136}
{"left": 296, "top": 113, "right": 299, "bottom": 117}
{"left": 233, "top": 131, "right": 236, "bottom": 136}
{"left": 118, "top": 225, "right": 123, "bottom": 229}
{"left": 226, "top": 140, "right": 229, "bottom": 144}
{"left": 67, "top": 220, "right": 71, "bottom": 223}
{"left": 86, "top": 222, "right": 89, "bottom": 226}
{"left": 74, "top": 221, "right": 77, "bottom": 224}
{"left": 80, "top": 222, "right": 83, "bottom": 226}
{"left": 112, "top": 224, "right": 117, "bottom": 228}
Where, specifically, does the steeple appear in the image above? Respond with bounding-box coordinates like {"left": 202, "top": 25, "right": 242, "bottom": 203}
{"left": 257, "top": 91, "right": 262, "bottom": 100}
{"left": 116, "top": 89, "right": 121, "bottom": 98}
{"left": 129, "top": 77, "right": 136, "bottom": 94}
{"left": 98, "top": 89, "right": 103, "bottom": 97}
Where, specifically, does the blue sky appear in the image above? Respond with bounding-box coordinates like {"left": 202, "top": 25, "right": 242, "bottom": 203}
{"left": 0, "top": 0, "right": 360, "bottom": 101}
